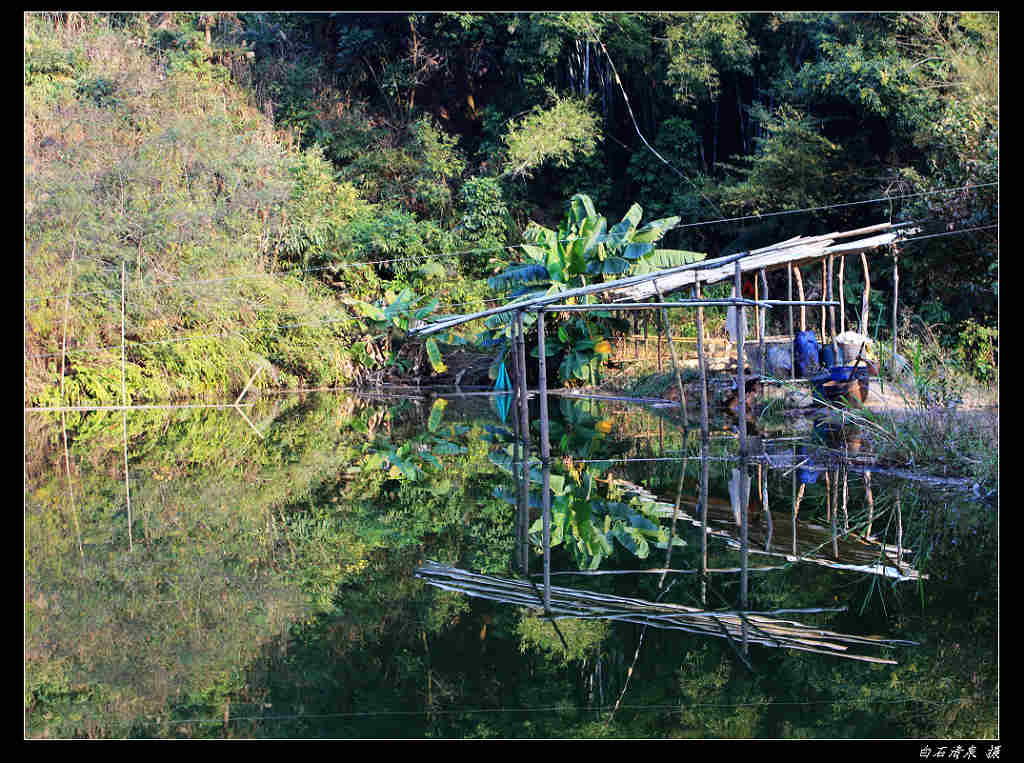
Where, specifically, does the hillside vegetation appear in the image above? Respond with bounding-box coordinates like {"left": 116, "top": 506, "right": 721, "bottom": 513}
{"left": 25, "top": 12, "right": 997, "bottom": 410}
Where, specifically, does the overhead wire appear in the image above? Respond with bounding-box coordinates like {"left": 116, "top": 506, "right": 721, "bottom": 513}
{"left": 582, "top": 14, "right": 724, "bottom": 218}
{"left": 25, "top": 182, "right": 995, "bottom": 306}
{"left": 23, "top": 223, "right": 997, "bottom": 363}
{"left": 59, "top": 695, "right": 992, "bottom": 730}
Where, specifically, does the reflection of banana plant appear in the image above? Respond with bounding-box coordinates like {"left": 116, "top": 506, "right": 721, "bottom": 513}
{"left": 350, "top": 287, "right": 462, "bottom": 374}
{"left": 359, "top": 399, "right": 468, "bottom": 485}
{"left": 546, "top": 397, "right": 618, "bottom": 457}
{"left": 487, "top": 428, "right": 682, "bottom": 570}
{"left": 483, "top": 193, "right": 704, "bottom": 385}
{"left": 534, "top": 463, "right": 685, "bottom": 570}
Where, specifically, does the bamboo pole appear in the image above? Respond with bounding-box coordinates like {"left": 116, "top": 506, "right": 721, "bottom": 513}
{"left": 234, "top": 365, "right": 265, "bottom": 406}
{"left": 653, "top": 280, "right": 688, "bottom": 425}
{"left": 794, "top": 265, "right": 807, "bottom": 332}
{"left": 820, "top": 260, "right": 827, "bottom": 340}
{"left": 827, "top": 255, "right": 836, "bottom": 341}
{"left": 791, "top": 462, "right": 800, "bottom": 558}
{"left": 753, "top": 272, "right": 760, "bottom": 372}
{"left": 864, "top": 470, "right": 874, "bottom": 538}
{"left": 536, "top": 309, "right": 552, "bottom": 613}
{"left": 546, "top": 299, "right": 835, "bottom": 311}
{"left": 700, "top": 439, "right": 710, "bottom": 607}
{"left": 658, "top": 456, "right": 688, "bottom": 589}
{"left": 838, "top": 255, "right": 846, "bottom": 335}
{"left": 121, "top": 261, "right": 133, "bottom": 553}
{"left": 830, "top": 468, "right": 839, "bottom": 559}
{"left": 695, "top": 276, "right": 710, "bottom": 436}
{"left": 842, "top": 462, "right": 849, "bottom": 532}
{"left": 61, "top": 412, "right": 83, "bottom": 560}
{"left": 824, "top": 469, "right": 831, "bottom": 523}
{"left": 761, "top": 458, "right": 772, "bottom": 552}
{"left": 514, "top": 311, "right": 530, "bottom": 576}
{"left": 739, "top": 461, "right": 750, "bottom": 653}
{"left": 58, "top": 242, "right": 83, "bottom": 560}
{"left": 758, "top": 268, "right": 768, "bottom": 375}
{"left": 734, "top": 261, "right": 747, "bottom": 452}
{"left": 657, "top": 311, "right": 663, "bottom": 372}
{"left": 892, "top": 247, "right": 899, "bottom": 368}
{"left": 59, "top": 243, "right": 75, "bottom": 406}
{"left": 859, "top": 252, "right": 871, "bottom": 336}
{"left": 895, "top": 486, "right": 904, "bottom": 577}
{"left": 234, "top": 404, "right": 264, "bottom": 439}
{"left": 788, "top": 264, "right": 795, "bottom": 379}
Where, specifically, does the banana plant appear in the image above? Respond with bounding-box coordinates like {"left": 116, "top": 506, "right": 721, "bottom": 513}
{"left": 488, "top": 193, "right": 705, "bottom": 295}
{"left": 483, "top": 193, "right": 706, "bottom": 386}
{"left": 349, "top": 287, "right": 461, "bottom": 374}
{"left": 359, "top": 399, "right": 469, "bottom": 485}
{"left": 486, "top": 426, "right": 683, "bottom": 570}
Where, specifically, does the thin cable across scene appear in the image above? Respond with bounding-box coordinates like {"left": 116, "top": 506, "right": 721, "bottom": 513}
{"left": 25, "top": 182, "right": 996, "bottom": 305}
{"left": 23, "top": 224, "right": 997, "bottom": 363}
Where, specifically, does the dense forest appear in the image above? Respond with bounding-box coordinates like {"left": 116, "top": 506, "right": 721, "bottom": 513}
{"left": 25, "top": 11, "right": 997, "bottom": 405}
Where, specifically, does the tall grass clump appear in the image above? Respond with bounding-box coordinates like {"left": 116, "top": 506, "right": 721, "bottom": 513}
{"left": 859, "top": 319, "right": 998, "bottom": 492}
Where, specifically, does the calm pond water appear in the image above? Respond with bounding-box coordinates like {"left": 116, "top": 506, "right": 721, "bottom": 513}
{"left": 24, "top": 389, "right": 998, "bottom": 739}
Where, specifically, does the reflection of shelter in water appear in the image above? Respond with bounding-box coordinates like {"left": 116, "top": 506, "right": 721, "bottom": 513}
{"left": 619, "top": 476, "right": 924, "bottom": 582}
{"left": 416, "top": 561, "right": 917, "bottom": 664}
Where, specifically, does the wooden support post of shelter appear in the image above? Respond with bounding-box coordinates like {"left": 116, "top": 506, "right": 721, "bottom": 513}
{"left": 737, "top": 460, "right": 751, "bottom": 652}
{"left": 514, "top": 310, "right": 531, "bottom": 576}
{"left": 734, "top": 260, "right": 747, "bottom": 453}
{"left": 536, "top": 309, "right": 552, "bottom": 614}
{"left": 758, "top": 268, "right": 768, "bottom": 376}
{"left": 821, "top": 259, "right": 827, "bottom": 341}
{"left": 657, "top": 311, "right": 663, "bottom": 372}
{"left": 794, "top": 264, "right": 806, "bottom": 332}
{"left": 791, "top": 457, "right": 800, "bottom": 558}
{"left": 753, "top": 273, "right": 760, "bottom": 371}
{"left": 695, "top": 275, "right": 710, "bottom": 436}
{"left": 700, "top": 439, "right": 710, "bottom": 607}
{"left": 838, "top": 254, "right": 846, "bottom": 336}
{"left": 859, "top": 252, "right": 871, "bottom": 336}
{"left": 892, "top": 246, "right": 900, "bottom": 368}
{"left": 788, "top": 264, "right": 795, "bottom": 379}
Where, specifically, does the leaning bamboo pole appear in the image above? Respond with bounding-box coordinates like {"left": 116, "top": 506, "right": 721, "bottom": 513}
{"left": 653, "top": 280, "right": 688, "bottom": 425}
{"left": 794, "top": 265, "right": 807, "bottom": 332}
{"left": 859, "top": 252, "right": 871, "bottom": 336}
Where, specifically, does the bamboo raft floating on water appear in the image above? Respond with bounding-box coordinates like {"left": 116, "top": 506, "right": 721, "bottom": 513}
{"left": 617, "top": 478, "right": 925, "bottom": 581}
{"left": 415, "top": 561, "right": 918, "bottom": 664}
